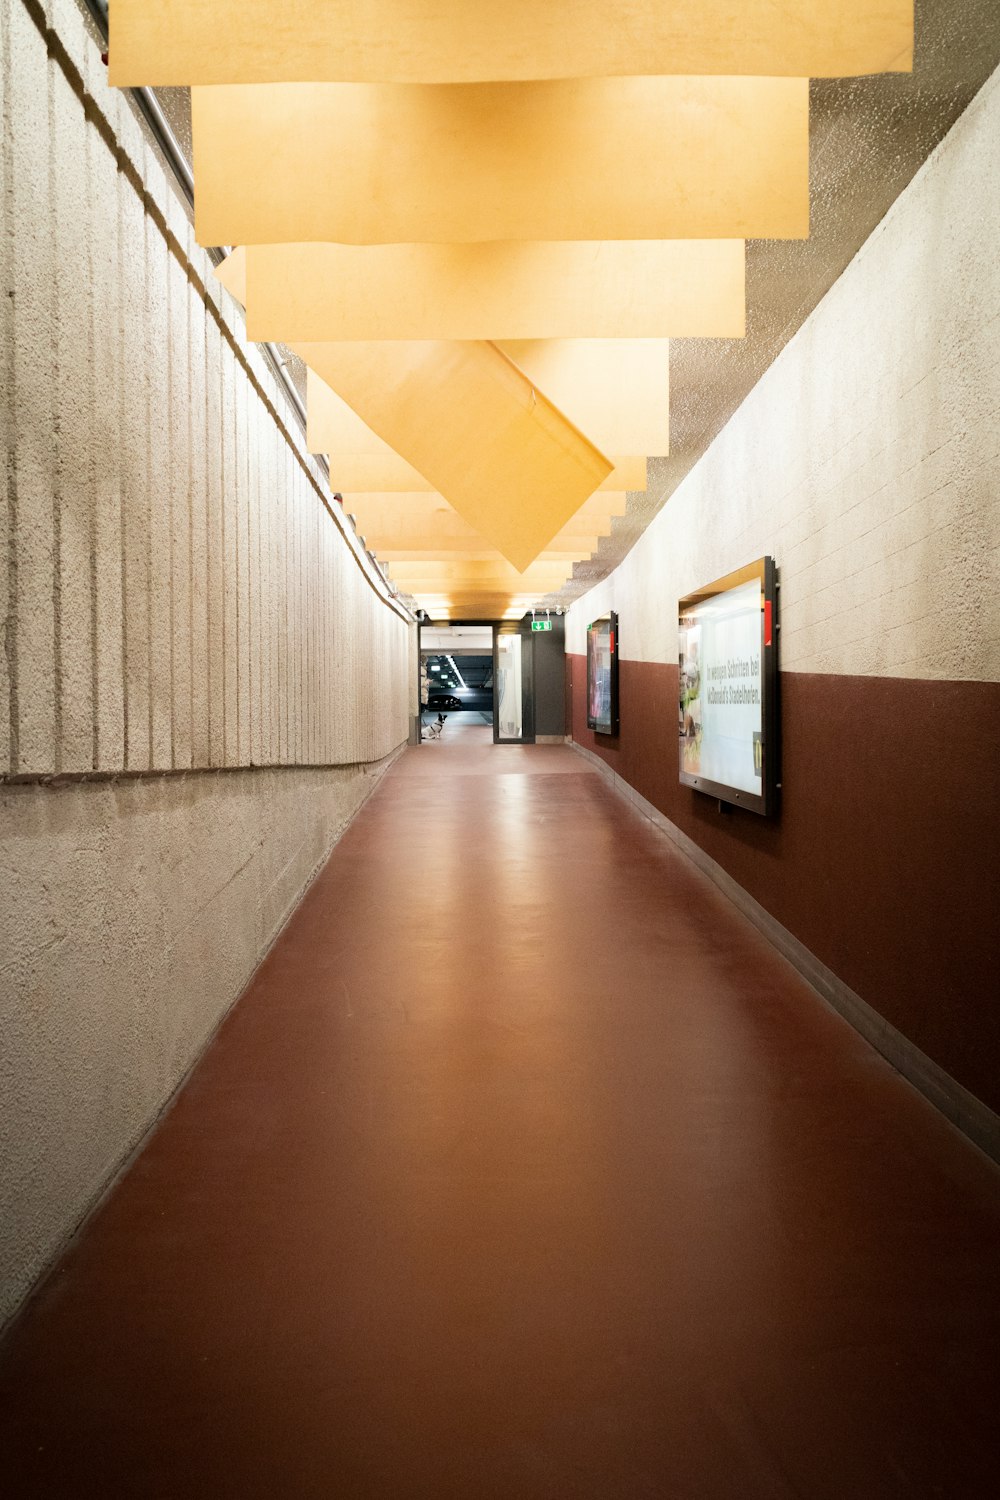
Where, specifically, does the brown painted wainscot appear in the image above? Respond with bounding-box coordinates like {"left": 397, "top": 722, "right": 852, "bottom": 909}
{"left": 568, "top": 655, "right": 1000, "bottom": 1118}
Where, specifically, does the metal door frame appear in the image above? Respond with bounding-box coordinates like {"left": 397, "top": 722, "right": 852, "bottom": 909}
{"left": 492, "top": 621, "right": 535, "bottom": 744}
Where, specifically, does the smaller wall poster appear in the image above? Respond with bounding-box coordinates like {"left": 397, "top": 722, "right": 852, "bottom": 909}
{"left": 587, "top": 612, "right": 619, "bottom": 735}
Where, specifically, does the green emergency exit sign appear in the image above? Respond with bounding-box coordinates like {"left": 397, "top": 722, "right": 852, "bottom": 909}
{"left": 531, "top": 619, "right": 553, "bottom": 631}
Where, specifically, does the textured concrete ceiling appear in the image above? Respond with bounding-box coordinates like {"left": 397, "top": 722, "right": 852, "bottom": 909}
{"left": 134, "top": 1, "right": 1000, "bottom": 611}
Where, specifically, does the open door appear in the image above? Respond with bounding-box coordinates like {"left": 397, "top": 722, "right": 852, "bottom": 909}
{"left": 494, "top": 624, "right": 534, "bottom": 743}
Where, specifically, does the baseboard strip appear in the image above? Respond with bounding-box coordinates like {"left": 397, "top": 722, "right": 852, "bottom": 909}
{"left": 569, "top": 739, "right": 1000, "bottom": 1165}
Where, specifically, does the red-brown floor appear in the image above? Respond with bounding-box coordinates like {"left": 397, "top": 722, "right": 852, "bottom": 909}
{"left": 2, "top": 740, "right": 999, "bottom": 1498}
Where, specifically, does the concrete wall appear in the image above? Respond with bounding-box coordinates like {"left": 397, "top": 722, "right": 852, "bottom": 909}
{"left": 567, "top": 66, "right": 1000, "bottom": 1118}
{"left": 1, "top": 0, "right": 412, "bottom": 1325}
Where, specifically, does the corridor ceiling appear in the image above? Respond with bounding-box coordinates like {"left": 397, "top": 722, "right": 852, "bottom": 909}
{"left": 105, "top": 0, "right": 1000, "bottom": 621}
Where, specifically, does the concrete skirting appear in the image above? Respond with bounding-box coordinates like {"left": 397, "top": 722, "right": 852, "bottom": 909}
{"left": 569, "top": 739, "right": 1000, "bottom": 1165}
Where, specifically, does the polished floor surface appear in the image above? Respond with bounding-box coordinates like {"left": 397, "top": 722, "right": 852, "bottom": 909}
{"left": 3, "top": 735, "right": 999, "bottom": 1497}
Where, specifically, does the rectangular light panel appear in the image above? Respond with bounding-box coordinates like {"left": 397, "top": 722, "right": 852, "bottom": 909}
{"left": 298, "top": 339, "right": 612, "bottom": 571}
{"left": 193, "top": 77, "right": 809, "bottom": 246}
{"left": 242, "top": 239, "right": 745, "bottom": 342}
{"left": 111, "top": 1, "right": 912, "bottom": 85}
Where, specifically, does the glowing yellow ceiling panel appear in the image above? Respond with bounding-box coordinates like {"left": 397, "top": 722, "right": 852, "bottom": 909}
{"left": 214, "top": 255, "right": 637, "bottom": 559}
{"left": 376, "top": 539, "right": 600, "bottom": 560}
{"left": 111, "top": 1, "right": 912, "bottom": 85}
{"left": 214, "top": 244, "right": 248, "bottom": 303}
{"left": 397, "top": 562, "right": 579, "bottom": 587}
{"left": 380, "top": 548, "right": 595, "bottom": 563}
{"left": 192, "top": 78, "right": 809, "bottom": 246}
{"left": 329, "top": 455, "right": 455, "bottom": 493}
{"left": 346, "top": 505, "right": 606, "bottom": 561}
{"left": 328, "top": 454, "right": 645, "bottom": 498}
{"left": 346, "top": 492, "right": 623, "bottom": 549}
{"left": 298, "top": 339, "right": 612, "bottom": 572}
{"left": 307, "top": 370, "right": 406, "bottom": 457}
{"left": 501, "top": 340, "right": 669, "bottom": 456}
{"left": 364, "top": 532, "right": 603, "bottom": 558}
{"left": 420, "top": 602, "right": 545, "bottom": 620}
{"left": 306, "top": 342, "right": 668, "bottom": 459}
{"left": 242, "top": 240, "right": 745, "bottom": 342}
{"left": 390, "top": 564, "right": 574, "bottom": 594}
{"left": 300, "top": 372, "right": 649, "bottom": 494}
{"left": 346, "top": 491, "right": 625, "bottom": 525}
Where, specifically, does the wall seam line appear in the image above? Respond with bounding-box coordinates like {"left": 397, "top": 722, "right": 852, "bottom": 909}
{"left": 86, "top": 108, "right": 99, "bottom": 772}
{"left": 166, "top": 219, "right": 176, "bottom": 771}
{"left": 48, "top": 45, "right": 63, "bottom": 773}
{"left": 2, "top": 3, "right": 19, "bottom": 773}
{"left": 0, "top": 740, "right": 410, "bottom": 787}
{"left": 117, "top": 158, "right": 129, "bottom": 768}
{"left": 143, "top": 211, "right": 154, "bottom": 770}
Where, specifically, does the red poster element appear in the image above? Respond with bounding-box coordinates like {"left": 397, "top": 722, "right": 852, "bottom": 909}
{"left": 763, "top": 600, "right": 773, "bottom": 646}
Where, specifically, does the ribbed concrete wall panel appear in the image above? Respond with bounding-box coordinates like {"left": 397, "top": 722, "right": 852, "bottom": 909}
{"left": 166, "top": 221, "right": 192, "bottom": 770}
{"left": 120, "top": 174, "right": 150, "bottom": 771}
{"left": 188, "top": 265, "right": 210, "bottom": 769}
{"left": 88, "top": 86, "right": 125, "bottom": 772}
{"left": 2, "top": 0, "right": 409, "bottom": 781}
{"left": 52, "top": 67, "right": 93, "bottom": 773}
{"left": 1, "top": 0, "right": 410, "bottom": 1330}
{"left": 8, "top": 2, "right": 57, "bottom": 775}
{"left": 147, "top": 213, "right": 173, "bottom": 771}
{"left": 220, "top": 335, "right": 236, "bottom": 765}
{"left": 0, "top": 9, "right": 11, "bottom": 772}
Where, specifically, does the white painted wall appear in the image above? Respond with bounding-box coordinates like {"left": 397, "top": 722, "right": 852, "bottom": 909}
{"left": 0, "top": 0, "right": 412, "bottom": 1325}
{"left": 568, "top": 64, "right": 1000, "bottom": 685}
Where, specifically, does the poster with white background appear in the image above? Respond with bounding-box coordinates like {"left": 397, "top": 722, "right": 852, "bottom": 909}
{"left": 679, "top": 577, "right": 763, "bottom": 795}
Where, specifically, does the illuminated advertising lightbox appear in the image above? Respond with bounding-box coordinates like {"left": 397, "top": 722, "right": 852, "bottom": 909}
{"left": 678, "top": 557, "right": 778, "bottom": 816}
{"left": 587, "top": 612, "right": 619, "bottom": 735}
